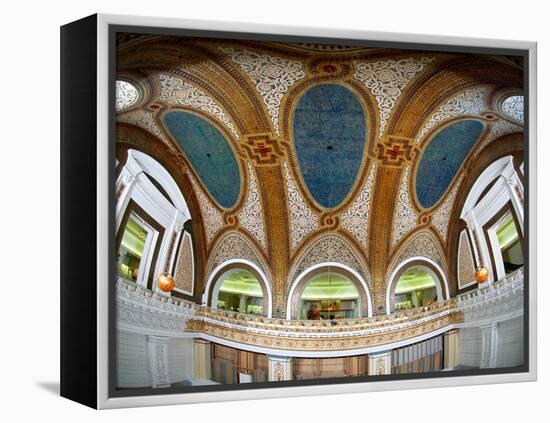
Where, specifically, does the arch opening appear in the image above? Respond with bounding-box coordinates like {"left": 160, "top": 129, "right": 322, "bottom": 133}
{"left": 207, "top": 262, "right": 272, "bottom": 317}
{"left": 287, "top": 263, "right": 372, "bottom": 319}
{"left": 298, "top": 272, "right": 360, "bottom": 320}
{"left": 386, "top": 259, "right": 448, "bottom": 314}
{"left": 394, "top": 266, "right": 438, "bottom": 311}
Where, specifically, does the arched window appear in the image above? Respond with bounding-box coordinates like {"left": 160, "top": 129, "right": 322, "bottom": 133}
{"left": 287, "top": 263, "right": 373, "bottom": 319}
{"left": 116, "top": 150, "right": 193, "bottom": 295}
{"left": 207, "top": 261, "right": 272, "bottom": 317}
{"left": 394, "top": 266, "right": 439, "bottom": 311}
{"left": 216, "top": 270, "right": 264, "bottom": 316}
{"left": 460, "top": 156, "right": 524, "bottom": 282}
{"left": 298, "top": 273, "right": 360, "bottom": 320}
{"left": 386, "top": 259, "right": 448, "bottom": 314}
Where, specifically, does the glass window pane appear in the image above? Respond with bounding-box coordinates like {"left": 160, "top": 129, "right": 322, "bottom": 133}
{"left": 496, "top": 214, "right": 523, "bottom": 274}
{"left": 117, "top": 216, "right": 148, "bottom": 281}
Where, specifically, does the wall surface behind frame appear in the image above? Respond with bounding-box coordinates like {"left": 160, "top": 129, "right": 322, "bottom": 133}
{"left": 2, "top": 0, "right": 545, "bottom": 421}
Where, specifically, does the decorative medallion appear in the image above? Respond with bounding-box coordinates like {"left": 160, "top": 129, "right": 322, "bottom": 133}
{"left": 282, "top": 160, "right": 319, "bottom": 249}
{"left": 392, "top": 166, "right": 418, "bottom": 248}
{"left": 188, "top": 174, "right": 224, "bottom": 244}
{"left": 354, "top": 58, "right": 434, "bottom": 137}
{"left": 116, "top": 80, "right": 140, "bottom": 112}
{"left": 341, "top": 162, "right": 377, "bottom": 249}
{"left": 501, "top": 95, "right": 524, "bottom": 124}
{"left": 238, "top": 163, "right": 266, "bottom": 248}
{"left": 415, "top": 87, "right": 487, "bottom": 143}
{"left": 219, "top": 47, "right": 306, "bottom": 135}
{"left": 377, "top": 135, "right": 418, "bottom": 167}
{"left": 241, "top": 133, "right": 282, "bottom": 166}
{"left": 157, "top": 73, "right": 240, "bottom": 139}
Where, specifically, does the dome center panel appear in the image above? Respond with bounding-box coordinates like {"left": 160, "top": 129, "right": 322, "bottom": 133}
{"left": 164, "top": 111, "right": 241, "bottom": 209}
{"left": 293, "top": 84, "right": 367, "bottom": 209}
{"left": 416, "top": 119, "right": 484, "bottom": 209}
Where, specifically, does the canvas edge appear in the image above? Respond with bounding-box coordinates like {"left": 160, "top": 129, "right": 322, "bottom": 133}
{"left": 95, "top": 13, "right": 537, "bottom": 409}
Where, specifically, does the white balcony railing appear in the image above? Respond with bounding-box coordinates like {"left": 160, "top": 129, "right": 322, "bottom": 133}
{"left": 115, "top": 268, "right": 524, "bottom": 350}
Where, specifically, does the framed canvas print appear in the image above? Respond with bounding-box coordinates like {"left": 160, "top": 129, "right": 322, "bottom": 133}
{"left": 60, "top": 14, "right": 537, "bottom": 409}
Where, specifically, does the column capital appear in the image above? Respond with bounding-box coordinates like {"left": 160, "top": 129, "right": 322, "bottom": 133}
{"left": 368, "top": 350, "right": 392, "bottom": 375}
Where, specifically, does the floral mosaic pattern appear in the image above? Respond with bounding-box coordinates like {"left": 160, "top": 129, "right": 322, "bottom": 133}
{"left": 188, "top": 174, "right": 224, "bottom": 244}
{"left": 392, "top": 166, "right": 418, "bottom": 248}
{"left": 116, "top": 80, "right": 140, "bottom": 112}
{"left": 458, "top": 230, "right": 476, "bottom": 289}
{"left": 415, "top": 87, "right": 487, "bottom": 144}
{"left": 282, "top": 161, "right": 318, "bottom": 249}
{"left": 289, "top": 234, "right": 371, "bottom": 290}
{"left": 206, "top": 231, "right": 271, "bottom": 287}
{"left": 174, "top": 232, "right": 194, "bottom": 295}
{"left": 117, "top": 109, "right": 177, "bottom": 153}
{"left": 341, "top": 162, "right": 377, "bottom": 248}
{"left": 354, "top": 58, "right": 433, "bottom": 138}
{"left": 431, "top": 175, "right": 463, "bottom": 241}
{"left": 157, "top": 74, "right": 240, "bottom": 139}
{"left": 219, "top": 47, "right": 306, "bottom": 135}
{"left": 501, "top": 95, "right": 524, "bottom": 124}
{"left": 238, "top": 163, "right": 266, "bottom": 248}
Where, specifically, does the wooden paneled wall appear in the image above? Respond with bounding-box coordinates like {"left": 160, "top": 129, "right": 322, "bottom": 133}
{"left": 294, "top": 356, "right": 368, "bottom": 380}
{"left": 391, "top": 335, "right": 443, "bottom": 374}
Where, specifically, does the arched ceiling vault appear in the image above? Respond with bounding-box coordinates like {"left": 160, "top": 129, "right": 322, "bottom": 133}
{"left": 116, "top": 34, "right": 524, "bottom": 314}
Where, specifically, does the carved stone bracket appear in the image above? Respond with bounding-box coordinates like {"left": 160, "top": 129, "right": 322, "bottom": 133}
{"left": 241, "top": 133, "right": 283, "bottom": 166}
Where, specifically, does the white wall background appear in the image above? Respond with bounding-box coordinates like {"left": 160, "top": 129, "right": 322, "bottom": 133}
{"left": 0, "top": 0, "right": 547, "bottom": 421}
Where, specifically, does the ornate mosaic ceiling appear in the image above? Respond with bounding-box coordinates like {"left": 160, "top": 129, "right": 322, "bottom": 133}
{"left": 116, "top": 34, "right": 524, "bottom": 314}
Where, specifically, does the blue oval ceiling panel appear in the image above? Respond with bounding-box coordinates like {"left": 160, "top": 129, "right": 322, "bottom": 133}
{"left": 293, "top": 84, "right": 367, "bottom": 208}
{"left": 416, "top": 119, "right": 484, "bottom": 209}
{"left": 164, "top": 111, "right": 241, "bottom": 209}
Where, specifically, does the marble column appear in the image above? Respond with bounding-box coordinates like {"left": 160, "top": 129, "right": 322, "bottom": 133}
{"left": 115, "top": 169, "right": 137, "bottom": 232}
{"left": 368, "top": 351, "right": 392, "bottom": 375}
{"left": 268, "top": 356, "right": 293, "bottom": 381}
{"left": 444, "top": 329, "right": 461, "bottom": 369}
{"left": 480, "top": 322, "right": 499, "bottom": 368}
{"left": 193, "top": 338, "right": 212, "bottom": 380}
{"left": 147, "top": 335, "right": 171, "bottom": 388}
